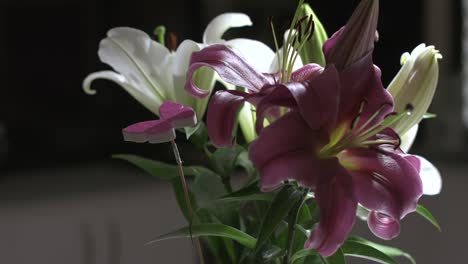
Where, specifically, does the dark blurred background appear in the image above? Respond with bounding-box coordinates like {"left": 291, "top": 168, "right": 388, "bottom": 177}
{"left": 0, "top": 0, "right": 466, "bottom": 263}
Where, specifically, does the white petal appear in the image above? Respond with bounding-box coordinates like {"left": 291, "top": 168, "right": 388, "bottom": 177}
{"left": 400, "top": 124, "right": 419, "bottom": 152}
{"left": 269, "top": 47, "right": 304, "bottom": 73}
{"left": 416, "top": 155, "right": 442, "bottom": 195}
{"left": 173, "top": 40, "right": 203, "bottom": 76}
{"left": 98, "top": 27, "right": 171, "bottom": 101}
{"left": 226, "top": 38, "right": 276, "bottom": 72}
{"left": 83, "top": 71, "right": 161, "bottom": 115}
{"left": 203, "top": 13, "right": 252, "bottom": 44}
{"left": 172, "top": 39, "right": 210, "bottom": 118}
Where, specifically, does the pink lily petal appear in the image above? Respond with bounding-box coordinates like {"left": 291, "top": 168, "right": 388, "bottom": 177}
{"left": 185, "top": 44, "right": 272, "bottom": 98}
{"left": 253, "top": 85, "right": 298, "bottom": 133}
{"left": 207, "top": 90, "right": 249, "bottom": 147}
{"left": 342, "top": 147, "right": 423, "bottom": 239}
{"left": 305, "top": 166, "right": 357, "bottom": 257}
{"left": 122, "top": 120, "right": 175, "bottom": 143}
{"left": 249, "top": 112, "right": 325, "bottom": 191}
{"left": 287, "top": 65, "right": 341, "bottom": 133}
{"left": 122, "top": 101, "right": 196, "bottom": 144}
{"left": 159, "top": 101, "right": 197, "bottom": 128}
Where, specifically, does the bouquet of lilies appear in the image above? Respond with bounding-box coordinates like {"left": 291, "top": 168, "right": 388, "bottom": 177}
{"left": 84, "top": 0, "right": 443, "bottom": 263}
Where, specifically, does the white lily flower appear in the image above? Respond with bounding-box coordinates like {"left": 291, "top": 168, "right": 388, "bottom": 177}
{"left": 390, "top": 44, "right": 443, "bottom": 196}
{"left": 388, "top": 43, "right": 442, "bottom": 135}
{"left": 83, "top": 13, "right": 275, "bottom": 131}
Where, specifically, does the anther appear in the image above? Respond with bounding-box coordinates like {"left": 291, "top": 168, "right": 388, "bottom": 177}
{"left": 168, "top": 32, "right": 178, "bottom": 52}
{"left": 306, "top": 15, "right": 315, "bottom": 40}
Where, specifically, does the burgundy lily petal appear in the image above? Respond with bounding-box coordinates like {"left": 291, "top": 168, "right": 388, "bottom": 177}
{"left": 122, "top": 119, "right": 175, "bottom": 143}
{"left": 290, "top": 63, "right": 323, "bottom": 82}
{"left": 342, "top": 147, "right": 423, "bottom": 239}
{"left": 287, "top": 65, "right": 341, "bottom": 133}
{"left": 186, "top": 44, "right": 272, "bottom": 98}
{"left": 305, "top": 163, "right": 357, "bottom": 257}
{"left": 254, "top": 85, "right": 298, "bottom": 133}
{"left": 207, "top": 90, "right": 249, "bottom": 147}
{"left": 159, "top": 101, "right": 197, "bottom": 128}
{"left": 337, "top": 53, "right": 393, "bottom": 127}
{"left": 249, "top": 112, "right": 325, "bottom": 191}
{"left": 324, "top": 0, "right": 379, "bottom": 69}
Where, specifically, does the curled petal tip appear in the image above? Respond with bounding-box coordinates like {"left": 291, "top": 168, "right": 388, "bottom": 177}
{"left": 368, "top": 211, "right": 400, "bottom": 240}
{"left": 203, "top": 13, "right": 252, "bottom": 44}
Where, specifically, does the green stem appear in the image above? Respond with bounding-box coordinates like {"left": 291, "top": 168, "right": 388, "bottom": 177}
{"left": 283, "top": 189, "right": 308, "bottom": 264}
{"left": 171, "top": 140, "right": 205, "bottom": 264}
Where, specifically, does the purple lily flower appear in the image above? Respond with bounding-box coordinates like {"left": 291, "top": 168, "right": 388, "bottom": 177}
{"left": 185, "top": 0, "right": 423, "bottom": 257}
{"left": 185, "top": 44, "right": 322, "bottom": 147}
{"left": 249, "top": 0, "right": 422, "bottom": 256}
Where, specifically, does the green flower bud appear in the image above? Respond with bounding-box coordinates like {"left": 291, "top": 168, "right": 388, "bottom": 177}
{"left": 388, "top": 44, "right": 442, "bottom": 135}
{"left": 298, "top": 3, "right": 328, "bottom": 66}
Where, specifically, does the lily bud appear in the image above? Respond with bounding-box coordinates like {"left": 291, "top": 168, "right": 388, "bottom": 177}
{"left": 325, "top": 0, "right": 379, "bottom": 69}
{"left": 298, "top": 3, "right": 328, "bottom": 66}
{"left": 388, "top": 44, "right": 442, "bottom": 135}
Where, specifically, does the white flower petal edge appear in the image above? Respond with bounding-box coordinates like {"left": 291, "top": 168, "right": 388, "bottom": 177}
{"left": 227, "top": 38, "right": 276, "bottom": 72}
{"left": 400, "top": 124, "right": 418, "bottom": 153}
{"left": 203, "top": 13, "right": 252, "bottom": 44}
{"left": 83, "top": 71, "right": 161, "bottom": 114}
{"left": 416, "top": 155, "right": 442, "bottom": 195}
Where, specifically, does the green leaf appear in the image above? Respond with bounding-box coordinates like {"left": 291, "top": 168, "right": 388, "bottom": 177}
{"left": 209, "top": 145, "right": 245, "bottom": 178}
{"left": 254, "top": 186, "right": 303, "bottom": 252}
{"left": 216, "top": 181, "right": 274, "bottom": 203}
{"left": 342, "top": 240, "right": 398, "bottom": 264}
{"left": 170, "top": 176, "right": 196, "bottom": 221}
{"left": 416, "top": 204, "right": 441, "bottom": 231}
{"left": 348, "top": 236, "right": 416, "bottom": 264}
{"left": 192, "top": 167, "right": 226, "bottom": 208}
{"left": 186, "top": 122, "right": 208, "bottom": 148}
{"left": 260, "top": 245, "right": 286, "bottom": 263}
{"left": 113, "top": 154, "right": 201, "bottom": 180}
{"left": 291, "top": 249, "right": 318, "bottom": 264}
{"left": 147, "top": 223, "right": 257, "bottom": 249}
{"left": 236, "top": 150, "right": 255, "bottom": 177}
{"left": 326, "top": 249, "right": 346, "bottom": 264}
{"left": 291, "top": 249, "right": 345, "bottom": 264}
